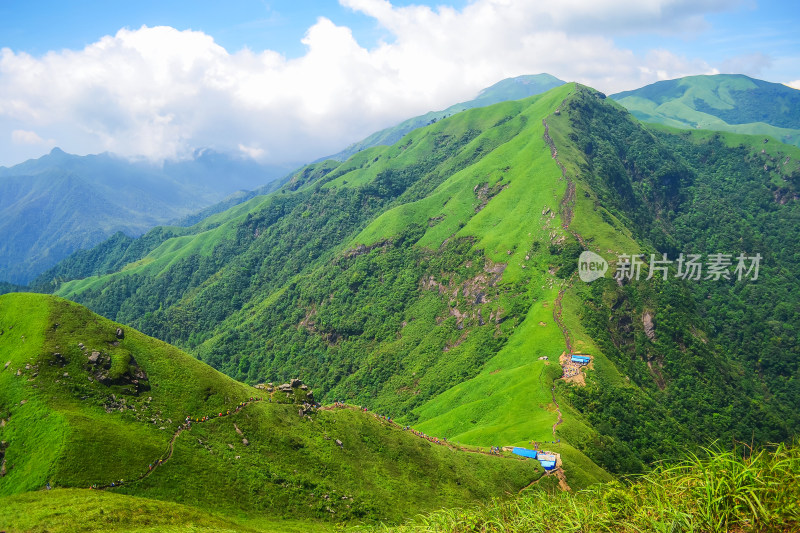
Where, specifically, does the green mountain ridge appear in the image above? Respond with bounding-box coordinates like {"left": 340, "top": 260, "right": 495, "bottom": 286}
{"left": 611, "top": 74, "right": 800, "bottom": 147}
{"left": 325, "top": 73, "right": 565, "bottom": 161}
{"left": 30, "top": 82, "right": 800, "bottom": 489}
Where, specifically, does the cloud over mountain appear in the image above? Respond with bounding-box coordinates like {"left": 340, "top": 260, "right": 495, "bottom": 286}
{"left": 0, "top": 0, "right": 749, "bottom": 167}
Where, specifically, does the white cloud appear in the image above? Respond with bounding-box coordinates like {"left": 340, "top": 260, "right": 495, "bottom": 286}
{"left": 11, "top": 129, "right": 47, "bottom": 145}
{"left": 785, "top": 80, "right": 800, "bottom": 90}
{"left": 0, "top": 0, "right": 745, "bottom": 167}
{"left": 238, "top": 143, "right": 265, "bottom": 159}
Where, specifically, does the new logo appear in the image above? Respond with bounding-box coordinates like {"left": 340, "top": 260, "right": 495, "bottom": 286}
{"left": 578, "top": 251, "right": 608, "bottom": 283}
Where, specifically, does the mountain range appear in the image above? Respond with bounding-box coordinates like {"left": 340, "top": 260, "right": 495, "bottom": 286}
{"left": 2, "top": 73, "right": 800, "bottom": 531}
{"left": 0, "top": 148, "right": 290, "bottom": 284}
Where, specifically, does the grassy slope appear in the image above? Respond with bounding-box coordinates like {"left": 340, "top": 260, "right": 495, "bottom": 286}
{"left": 402, "top": 88, "right": 636, "bottom": 487}
{"left": 0, "top": 293, "right": 543, "bottom": 530}
{"left": 348, "top": 89, "right": 570, "bottom": 449}
{"left": 0, "top": 489, "right": 268, "bottom": 533}
{"left": 611, "top": 74, "right": 800, "bottom": 147}
{"left": 204, "top": 87, "right": 591, "bottom": 459}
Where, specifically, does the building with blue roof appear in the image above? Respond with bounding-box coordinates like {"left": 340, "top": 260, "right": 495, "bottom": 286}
{"left": 511, "top": 447, "right": 538, "bottom": 459}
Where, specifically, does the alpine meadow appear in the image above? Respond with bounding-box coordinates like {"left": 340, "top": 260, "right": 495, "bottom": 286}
{"left": 1, "top": 3, "right": 800, "bottom": 531}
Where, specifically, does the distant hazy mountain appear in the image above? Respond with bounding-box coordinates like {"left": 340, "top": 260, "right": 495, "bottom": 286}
{"left": 611, "top": 74, "right": 800, "bottom": 146}
{"left": 0, "top": 148, "right": 288, "bottom": 284}
{"left": 325, "top": 73, "right": 565, "bottom": 161}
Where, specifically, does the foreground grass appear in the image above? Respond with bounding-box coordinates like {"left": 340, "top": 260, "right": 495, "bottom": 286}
{"left": 0, "top": 489, "right": 260, "bottom": 533}
{"left": 366, "top": 442, "right": 800, "bottom": 532}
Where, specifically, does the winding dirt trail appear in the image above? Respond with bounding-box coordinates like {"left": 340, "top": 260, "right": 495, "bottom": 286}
{"left": 543, "top": 118, "right": 585, "bottom": 248}
{"left": 541, "top": 113, "right": 591, "bottom": 491}
{"left": 95, "top": 399, "right": 261, "bottom": 490}
{"left": 550, "top": 386, "right": 564, "bottom": 436}
{"left": 552, "top": 288, "right": 574, "bottom": 355}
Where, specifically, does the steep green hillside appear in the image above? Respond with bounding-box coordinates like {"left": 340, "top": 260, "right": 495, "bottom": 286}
{"left": 611, "top": 74, "right": 800, "bottom": 147}
{"left": 0, "top": 293, "right": 542, "bottom": 529}
{"left": 543, "top": 92, "right": 800, "bottom": 472}
{"left": 327, "top": 74, "right": 565, "bottom": 161}
{"left": 39, "top": 82, "right": 800, "bottom": 484}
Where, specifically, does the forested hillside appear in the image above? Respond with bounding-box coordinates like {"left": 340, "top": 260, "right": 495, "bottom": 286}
{"left": 39, "top": 83, "right": 800, "bottom": 478}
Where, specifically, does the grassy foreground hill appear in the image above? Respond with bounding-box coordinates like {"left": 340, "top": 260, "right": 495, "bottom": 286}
{"left": 0, "top": 293, "right": 544, "bottom": 530}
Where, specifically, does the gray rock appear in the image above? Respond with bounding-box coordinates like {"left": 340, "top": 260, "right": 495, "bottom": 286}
{"left": 643, "top": 312, "right": 656, "bottom": 341}
{"left": 88, "top": 352, "right": 100, "bottom": 364}
{"left": 242, "top": 438, "right": 249, "bottom": 446}
{"left": 115, "top": 328, "right": 124, "bottom": 339}
{"left": 290, "top": 378, "right": 302, "bottom": 388}
{"left": 335, "top": 439, "right": 343, "bottom": 448}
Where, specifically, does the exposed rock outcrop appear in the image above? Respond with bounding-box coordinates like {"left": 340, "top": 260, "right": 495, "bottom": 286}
{"left": 643, "top": 311, "right": 656, "bottom": 341}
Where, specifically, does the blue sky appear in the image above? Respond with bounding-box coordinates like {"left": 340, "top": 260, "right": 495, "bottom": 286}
{"left": 0, "top": 0, "right": 798, "bottom": 167}
{"left": 2, "top": 0, "right": 796, "bottom": 78}
{"left": 0, "top": 1, "right": 465, "bottom": 57}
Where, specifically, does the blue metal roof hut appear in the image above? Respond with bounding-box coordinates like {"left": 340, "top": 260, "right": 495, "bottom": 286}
{"left": 511, "top": 447, "right": 538, "bottom": 459}
{"left": 571, "top": 355, "right": 591, "bottom": 365}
